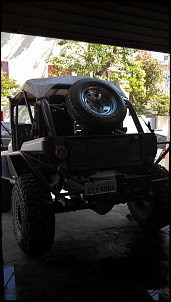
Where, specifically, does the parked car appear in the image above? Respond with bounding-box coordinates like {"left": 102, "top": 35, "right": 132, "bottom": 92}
{"left": 1, "top": 121, "right": 11, "bottom": 151}
{"left": 156, "top": 134, "right": 169, "bottom": 168}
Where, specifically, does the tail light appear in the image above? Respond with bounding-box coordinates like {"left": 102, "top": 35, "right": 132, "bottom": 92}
{"left": 1, "top": 111, "right": 4, "bottom": 121}
{"left": 55, "top": 145, "right": 68, "bottom": 159}
{"left": 159, "top": 146, "right": 166, "bottom": 158}
{"left": 58, "top": 164, "right": 68, "bottom": 172}
{"left": 55, "top": 145, "right": 68, "bottom": 172}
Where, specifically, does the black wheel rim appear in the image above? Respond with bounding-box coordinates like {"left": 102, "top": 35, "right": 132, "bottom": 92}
{"left": 81, "top": 86, "right": 117, "bottom": 115}
{"left": 135, "top": 192, "right": 152, "bottom": 212}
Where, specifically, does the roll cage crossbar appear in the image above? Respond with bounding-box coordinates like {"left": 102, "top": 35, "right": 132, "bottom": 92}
{"left": 12, "top": 89, "right": 147, "bottom": 138}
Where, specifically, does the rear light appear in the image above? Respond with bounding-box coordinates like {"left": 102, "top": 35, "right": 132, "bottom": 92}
{"left": 58, "top": 164, "right": 68, "bottom": 172}
{"left": 55, "top": 145, "right": 68, "bottom": 159}
{"left": 1, "top": 111, "right": 4, "bottom": 121}
{"left": 159, "top": 146, "right": 166, "bottom": 158}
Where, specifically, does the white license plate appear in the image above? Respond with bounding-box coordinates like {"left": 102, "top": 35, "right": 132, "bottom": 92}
{"left": 84, "top": 179, "right": 117, "bottom": 195}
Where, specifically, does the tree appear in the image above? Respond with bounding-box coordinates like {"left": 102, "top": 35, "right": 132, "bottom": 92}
{"left": 1, "top": 71, "right": 20, "bottom": 107}
{"left": 150, "top": 94, "right": 170, "bottom": 116}
{"left": 46, "top": 40, "right": 169, "bottom": 115}
{"left": 47, "top": 41, "right": 146, "bottom": 111}
{"left": 109, "top": 50, "right": 146, "bottom": 113}
{"left": 135, "top": 51, "right": 168, "bottom": 114}
{"left": 47, "top": 40, "right": 120, "bottom": 77}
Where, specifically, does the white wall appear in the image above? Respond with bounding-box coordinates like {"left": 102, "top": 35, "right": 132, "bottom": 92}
{"left": 1, "top": 32, "right": 61, "bottom": 85}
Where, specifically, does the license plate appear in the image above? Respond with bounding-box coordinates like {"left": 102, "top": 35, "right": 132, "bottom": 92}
{"left": 84, "top": 179, "right": 117, "bottom": 195}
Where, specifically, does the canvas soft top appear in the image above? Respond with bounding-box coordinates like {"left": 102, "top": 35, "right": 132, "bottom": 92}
{"left": 12, "top": 75, "right": 127, "bottom": 100}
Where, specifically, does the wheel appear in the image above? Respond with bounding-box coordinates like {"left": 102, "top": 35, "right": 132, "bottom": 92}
{"left": 66, "top": 78, "right": 127, "bottom": 133}
{"left": 127, "top": 164, "right": 169, "bottom": 230}
{"left": 12, "top": 173, "right": 55, "bottom": 257}
{"left": 1, "top": 178, "right": 12, "bottom": 212}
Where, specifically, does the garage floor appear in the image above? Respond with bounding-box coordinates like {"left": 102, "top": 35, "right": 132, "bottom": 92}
{"left": 1, "top": 204, "right": 169, "bottom": 300}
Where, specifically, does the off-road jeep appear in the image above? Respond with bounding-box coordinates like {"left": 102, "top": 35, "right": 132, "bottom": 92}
{"left": 1, "top": 76, "right": 169, "bottom": 257}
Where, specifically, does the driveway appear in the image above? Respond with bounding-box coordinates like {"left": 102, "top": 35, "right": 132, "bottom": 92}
{"left": 2, "top": 204, "right": 169, "bottom": 300}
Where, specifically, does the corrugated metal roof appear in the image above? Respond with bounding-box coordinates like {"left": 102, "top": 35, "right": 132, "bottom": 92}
{"left": 2, "top": 2, "right": 169, "bottom": 53}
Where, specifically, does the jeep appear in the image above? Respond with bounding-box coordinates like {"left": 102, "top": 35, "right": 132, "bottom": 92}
{"left": 1, "top": 76, "right": 169, "bottom": 257}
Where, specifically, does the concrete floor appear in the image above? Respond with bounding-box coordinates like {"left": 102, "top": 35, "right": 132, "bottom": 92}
{"left": 1, "top": 204, "right": 170, "bottom": 300}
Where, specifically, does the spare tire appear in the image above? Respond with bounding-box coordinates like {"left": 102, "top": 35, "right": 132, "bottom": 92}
{"left": 66, "top": 78, "right": 127, "bottom": 133}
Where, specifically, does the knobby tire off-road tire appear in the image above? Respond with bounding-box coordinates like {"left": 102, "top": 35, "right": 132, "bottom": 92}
{"left": 12, "top": 173, "right": 55, "bottom": 257}
{"left": 127, "top": 164, "right": 169, "bottom": 230}
{"left": 2, "top": 178, "right": 13, "bottom": 212}
{"left": 66, "top": 78, "right": 127, "bottom": 133}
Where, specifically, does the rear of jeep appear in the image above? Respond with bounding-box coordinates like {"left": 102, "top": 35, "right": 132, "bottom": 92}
{"left": 1, "top": 76, "right": 169, "bottom": 257}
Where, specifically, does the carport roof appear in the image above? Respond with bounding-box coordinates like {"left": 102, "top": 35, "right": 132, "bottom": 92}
{"left": 2, "top": 2, "right": 169, "bottom": 53}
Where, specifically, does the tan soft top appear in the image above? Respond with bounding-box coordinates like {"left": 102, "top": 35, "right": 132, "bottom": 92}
{"left": 13, "top": 75, "right": 127, "bottom": 100}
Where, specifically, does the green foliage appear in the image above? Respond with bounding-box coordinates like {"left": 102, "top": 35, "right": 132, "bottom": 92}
{"left": 47, "top": 41, "right": 119, "bottom": 77}
{"left": 150, "top": 94, "right": 170, "bottom": 116}
{"left": 47, "top": 41, "right": 169, "bottom": 116}
{"left": 135, "top": 51, "right": 167, "bottom": 114}
{"left": 109, "top": 49, "right": 146, "bottom": 112}
{"left": 1, "top": 71, "right": 20, "bottom": 107}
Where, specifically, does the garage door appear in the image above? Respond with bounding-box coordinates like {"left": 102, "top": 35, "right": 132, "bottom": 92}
{"left": 2, "top": 2, "right": 169, "bottom": 53}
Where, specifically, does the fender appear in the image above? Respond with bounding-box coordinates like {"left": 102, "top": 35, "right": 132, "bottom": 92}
{"left": 1, "top": 151, "right": 17, "bottom": 182}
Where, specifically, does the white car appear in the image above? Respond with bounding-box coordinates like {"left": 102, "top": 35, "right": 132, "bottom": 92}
{"left": 156, "top": 134, "right": 169, "bottom": 168}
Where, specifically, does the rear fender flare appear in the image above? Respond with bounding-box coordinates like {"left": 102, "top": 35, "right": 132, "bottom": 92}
{"left": 1, "top": 153, "right": 17, "bottom": 182}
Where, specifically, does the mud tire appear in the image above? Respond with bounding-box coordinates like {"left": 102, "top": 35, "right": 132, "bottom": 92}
{"left": 11, "top": 173, "right": 55, "bottom": 257}
{"left": 127, "top": 164, "right": 169, "bottom": 230}
{"left": 66, "top": 78, "right": 127, "bottom": 133}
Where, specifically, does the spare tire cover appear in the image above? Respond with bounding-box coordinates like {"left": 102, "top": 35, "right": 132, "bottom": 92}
{"left": 66, "top": 78, "right": 127, "bottom": 132}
